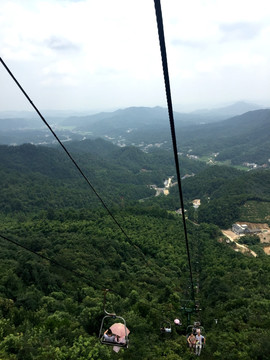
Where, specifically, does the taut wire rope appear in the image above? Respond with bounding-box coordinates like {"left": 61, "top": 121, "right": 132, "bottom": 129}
{"left": 153, "top": 0, "right": 195, "bottom": 302}
{"left": 0, "top": 56, "right": 148, "bottom": 267}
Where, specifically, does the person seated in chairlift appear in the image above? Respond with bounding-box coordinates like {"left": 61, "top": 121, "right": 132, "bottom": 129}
{"left": 195, "top": 329, "right": 205, "bottom": 356}
{"left": 160, "top": 326, "right": 171, "bottom": 333}
{"left": 104, "top": 328, "right": 118, "bottom": 342}
{"left": 117, "top": 336, "right": 127, "bottom": 344}
{"left": 187, "top": 333, "right": 196, "bottom": 352}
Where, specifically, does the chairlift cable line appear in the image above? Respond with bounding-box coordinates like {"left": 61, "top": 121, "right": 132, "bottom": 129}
{"left": 0, "top": 232, "right": 113, "bottom": 293}
{"left": 0, "top": 56, "right": 148, "bottom": 268}
{"left": 0, "top": 7, "right": 199, "bottom": 331}
{"left": 0, "top": 55, "right": 176, "bottom": 306}
{"left": 0, "top": 232, "right": 179, "bottom": 321}
{"left": 153, "top": 0, "right": 195, "bottom": 302}
{"left": 0, "top": 56, "right": 185, "bottom": 285}
{"left": 1, "top": 21, "right": 194, "bottom": 305}
{"left": 0, "top": 57, "right": 124, "bottom": 237}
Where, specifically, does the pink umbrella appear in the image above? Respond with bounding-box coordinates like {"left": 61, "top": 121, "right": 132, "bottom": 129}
{"left": 110, "top": 323, "right": 130, "bottom": 338}
{"left": 174, "top": 318, "right": 182, "bottom": 325}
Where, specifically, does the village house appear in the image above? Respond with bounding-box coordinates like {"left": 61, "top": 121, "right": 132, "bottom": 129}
{"left": 192, "top": 199, "right": 201, "bottom": 209}
{"left": 175, "top": 208, "right": 187, "bottom": 215}
{"left": 187, "top": 154, "right": 198, "bottom": 160}
{"left": 232, "top": 223, "right": 248, "bottom": 235}
{"left": 232, "top": 222, "right": 262, "bottom": 235}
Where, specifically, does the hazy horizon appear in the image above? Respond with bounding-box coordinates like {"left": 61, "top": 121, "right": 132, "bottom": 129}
{"left": 0, "top": 100, "right": 269, "bottom": 119}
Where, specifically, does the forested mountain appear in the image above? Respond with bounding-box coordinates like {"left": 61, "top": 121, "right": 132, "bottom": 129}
{"left": 0, "top": 140, "right": 206, "bottom": 213}
{"left": 178, "top": 109, "right": 270, "bottom": 165}
{"left": 61, "top": 102, "right": 263, "bottom": 131}
{"left": 59, "top": 106, "right": 222, "bottom": 133}
{"left": 187, "top": 166, "right": 270, "bottom": 227}
{"left": 107, "top": 109, "right": 270, "bottom": 165}
{"left": 64, "top": 107, "right": 270, "bottom": 166}
{"left": 140, "top": 164, "right": 270, "bottom": 228}
{"left": 1, "top": 139, "right": 269, "bottom": 227}
{"left": 2, "top": 103, "right": 267, "bottom": 153}
{"left": 0, "top": 208, "right": 269, "bottom": 359}
{"left": 1, "top": 105, "right": 270, "bottom": 166}
{"left": 191, "top": 101, "right": 264, "bottom": 118}
{"left": 0, "top": 135, "right": 270, "bottom": 359}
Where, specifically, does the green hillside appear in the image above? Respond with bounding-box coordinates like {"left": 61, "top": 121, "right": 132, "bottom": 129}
{"left": 239, "top": 200, "right": 270, "bottom": 223}
{"left": 1, "top": 108, "right": 269, "bottom": 166}
{"left": 0, "top": 141, "right": 206, "bottom": 214}
{"left": 0, "top": 140, "right": 270, "bottom": 359}
{"left": 101, "top": 109, "right": 270, "bottom": 166}
{"left": 177, "top": 109, "right": 270, "bottom": 165}
{"left": 0, "top": 209, "right": 269, "bottom": 359}
{"left": 139, "top": 165, "right": 270, "bottom": 228}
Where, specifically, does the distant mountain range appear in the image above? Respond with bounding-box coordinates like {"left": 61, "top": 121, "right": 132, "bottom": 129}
{"left": 0, "top": 139, "right": 206, "bottom": 212}
{"left": 0, "top": 102, "right": 269, "bottom": 166}
{"left": 60, "top": 101, "right": 265, "bottom": 132}
{"left": 0, "top": 101, "right": 264, "bottom": 132}
{"left": 191, "top": 101, "right": 265, "bottom": 117}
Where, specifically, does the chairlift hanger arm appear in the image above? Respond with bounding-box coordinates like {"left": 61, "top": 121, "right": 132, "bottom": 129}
{"left": 103, "top": 289, "right": 116, "bottom": 316}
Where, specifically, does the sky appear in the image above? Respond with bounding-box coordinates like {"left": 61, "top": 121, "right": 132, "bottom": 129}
{"left": 1, "top": 0, "right": 270, "bottom": 113}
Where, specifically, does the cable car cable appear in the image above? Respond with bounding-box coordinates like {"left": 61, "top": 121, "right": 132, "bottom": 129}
{"left": 1, "top": 24, "right": 194, "bottom": 308}
{"left": 0, "top": 232, "right": 116, "bottom": 294}
{"left": 0, "top": 57, "right": 185, "bottom": 287}
{"left": 0, "top": 56, "right": 148, "bottom": 268}
{"left": 0, "top": 232, "right": 178, "bottom": 323}
{"left": 153, "top": 0, "right": 195, "bottom": 302}
{"left": 1, "top": 39, "right": 195, "bottom": 310}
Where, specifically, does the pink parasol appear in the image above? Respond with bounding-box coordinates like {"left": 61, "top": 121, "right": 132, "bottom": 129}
{"left": 110, "top": 323, "right": 130, "bottom": 338}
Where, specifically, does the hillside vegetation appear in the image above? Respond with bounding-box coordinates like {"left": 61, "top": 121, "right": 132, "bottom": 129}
{"left": 141, "top": 164, "right": 270, "bottom": 229}
{"left": 1, "top": 106, "right": 270, "bottom": 167}
{"left": 0, "top": 141, "right": 206, "bottom": 213}
{"left": 0, "top": 139, "right": 270, "bottom": 359}
{"left": 1, "top": 209, "right": 270, "bottom": 360}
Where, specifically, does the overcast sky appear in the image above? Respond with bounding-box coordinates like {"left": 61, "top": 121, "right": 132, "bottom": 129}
{"left": 1, "top": 0, "right": 270, "bottom": 113}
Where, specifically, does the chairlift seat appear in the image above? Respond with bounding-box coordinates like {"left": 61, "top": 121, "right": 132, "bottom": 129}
{"left": 101, "top": 335, "right": 129, "bottom": 348}
{"left": 99, "top": 314, "right": 129, "bottom": 349}
{"left": 160, "top": 320, "right": 172, "bottom": 334}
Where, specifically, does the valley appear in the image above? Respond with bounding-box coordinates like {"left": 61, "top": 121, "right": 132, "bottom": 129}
{"left": 1, "top": 105, "right": 270, "bottom": 171}
{"left": 0, "top": 104, "right": 270, "bottom": 360}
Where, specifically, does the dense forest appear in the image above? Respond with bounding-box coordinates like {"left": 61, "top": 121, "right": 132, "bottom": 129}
{"left": 139, "top": 164, "right": 270, "bottom": 229}
{"left": 0, "top": 141, "right": 206, "bottom": 213}
{"left": 0, "top": 139, "right": 270, "bottom": 359}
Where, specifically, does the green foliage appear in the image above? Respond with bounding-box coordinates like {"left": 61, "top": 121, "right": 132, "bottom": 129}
{"left": 0, "top": 139, "right": 270, "bottom": 359}
{"left": 238, "top": 235, "right": 260, "bottom": 245}
{"left": 0, "top": 210, "right": 269, "bottom": 359}
{"left": 239, "top": 200, "right": 270, "bottom": 224}
{"left": 0, "top": 142, "right": 206, "bottom": 214}
{"left": 181, "top": 166, "right": 270, "bottom": 227}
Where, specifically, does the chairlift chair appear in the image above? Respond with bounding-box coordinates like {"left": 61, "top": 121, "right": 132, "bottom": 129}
{"left": 99, "top": 314, "right": 129, "bottom": 348}
{"left": 99, "top": 289, "right": 129, "bottom": 349}
{"left": 160, "top": 320, "right": 172, "bottom": 334}
{"left": 186, "top": 323, "right": 205, "bottom": 336}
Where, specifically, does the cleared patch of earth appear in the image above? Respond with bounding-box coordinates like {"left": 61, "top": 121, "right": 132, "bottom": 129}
{"left": 264, "top": 246, "right": 270, "bottom": 255}
{"left": 221, "top": 230, "right": 257, "bottom": 257}
{"left": 258, "top": 230, "right": 270, "bottom": 243}
{"left": 222, "top": 230, "right": 239, "bottom": 241}
{"left": 223, "top": 222, "right": 270, "bottom": 256}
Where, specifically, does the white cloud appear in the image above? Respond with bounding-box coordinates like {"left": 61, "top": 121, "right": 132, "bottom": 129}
{"left": 0, "top": 0, "right": 270, "bottom": 111}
